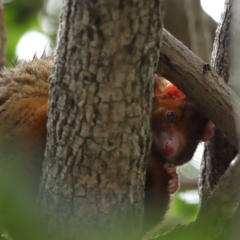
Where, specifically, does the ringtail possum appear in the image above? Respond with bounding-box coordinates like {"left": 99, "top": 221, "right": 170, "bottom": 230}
{"left": 0, "top": 56, "right": 214, "bottom": 233}
{"left": 143, "top": 75, "right": 214, "bottom": 232}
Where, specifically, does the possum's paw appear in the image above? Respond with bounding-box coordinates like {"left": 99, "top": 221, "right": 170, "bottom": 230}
{"left": 164, "top": 163, "right": 179, "bottom": 194}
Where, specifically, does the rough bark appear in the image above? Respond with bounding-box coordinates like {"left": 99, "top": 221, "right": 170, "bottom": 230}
{"left": 217, "top": 1, "right": 240, "bottom": 239}
{"left": 200, "top": 0, "right": 237, "bottom": 205}
{"left": 39, "top": 1, "right": 164, "bottom": 240}
{"left": 153, "top": 154, "right": 240, "bottom": 240}
{"left": 157, "top": 29, "right": 239, "bottom": 150}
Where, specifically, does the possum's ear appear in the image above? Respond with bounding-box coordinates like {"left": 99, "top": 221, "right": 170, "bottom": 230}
{"left": 154, "top": 74, "right": 186, "bottom": 99}
{"left": 163, "top": 83, "right": 186, "bottom": 99}
{"left": 154, "top": 75, "right": 170, "bottom": 98}
{"left": 200, "top": 122, "right": 215, "bottom": 142}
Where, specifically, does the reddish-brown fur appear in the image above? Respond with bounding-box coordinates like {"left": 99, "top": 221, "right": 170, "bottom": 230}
{"left": 0, "top": 55, "right": 51, "bottom": 192}
{"left": 0, "top": 57, "right": 213, "bottom": 233}
{"left": 143, "top": 76, "right": 213, "bottom": 232}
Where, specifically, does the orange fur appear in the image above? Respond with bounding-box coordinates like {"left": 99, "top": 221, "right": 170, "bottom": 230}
{"left": 143, "top": 76, "right": 213, "bottom": 233}
{"left": 0, "top": 55, "right": 52, "bottom": 192}
{"left": 0, "top": 58, "right": 212, "bottom": 234}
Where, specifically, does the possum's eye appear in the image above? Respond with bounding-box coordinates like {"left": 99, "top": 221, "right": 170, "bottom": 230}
{"left": 166, "top": 111, "right": 176, "bottom": 124}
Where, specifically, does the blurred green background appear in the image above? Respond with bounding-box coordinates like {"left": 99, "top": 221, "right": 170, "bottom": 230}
{"left": 5, "top": 0, "right": 60, "bottom": 65}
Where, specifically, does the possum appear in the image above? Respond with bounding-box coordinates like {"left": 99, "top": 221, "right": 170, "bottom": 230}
{"left": 0, "top": 56, "right": 213, "bottom": 234}
{"left": 0, "top": 55, "right": 51, "bottom": 193}
{"left": 143, "top": 75, "right": 214, "bottom": 233}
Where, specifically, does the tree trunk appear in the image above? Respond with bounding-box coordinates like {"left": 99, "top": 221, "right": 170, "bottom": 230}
{"left": 157, "top": 29, "right": 240, "bottom": 150}
{"left": 200, "top": 0, "right": 238, "bottom": 205}
{"left": 39, "top": 1, "right": 164, "bottom": 239}
{"left": 214, "top": 0, "right": 240, "bottom": 239}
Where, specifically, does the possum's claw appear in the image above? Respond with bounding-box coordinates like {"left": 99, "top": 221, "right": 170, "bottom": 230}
{"left": 163, "top": 163, "right": 179, "bottom": 194}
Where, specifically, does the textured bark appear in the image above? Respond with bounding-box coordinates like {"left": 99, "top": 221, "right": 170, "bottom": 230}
{"left": 39, "top": 0, "right": 164, "bottom": 239}
{"left": 157, "top": 29, "right": 239, "bottom": 150}
{"left": 200, "top": 0, "right": 238, "bottom": 204}
{"left": 216, "top": 1, "right": 240, "bottom": 239}
{"left": 154, "top": 154, "right": 240, "bottom": 240}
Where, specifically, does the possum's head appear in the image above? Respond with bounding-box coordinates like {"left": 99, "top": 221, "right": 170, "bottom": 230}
{"left": 151, "top": 76, "right": 214, "bottom": 166}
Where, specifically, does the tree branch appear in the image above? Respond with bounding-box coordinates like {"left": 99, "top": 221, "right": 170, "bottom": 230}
{"left": 156, "top": 28, "right": 239, "bottom": 150}
{"left": 198, "top": 154, "right": 240, "bottom": 230}
{"left": 153, "top": 153, "right": 240, "bottom": 240}
{"left": 200, "top": 0, "right": 237, "bottom": 206}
